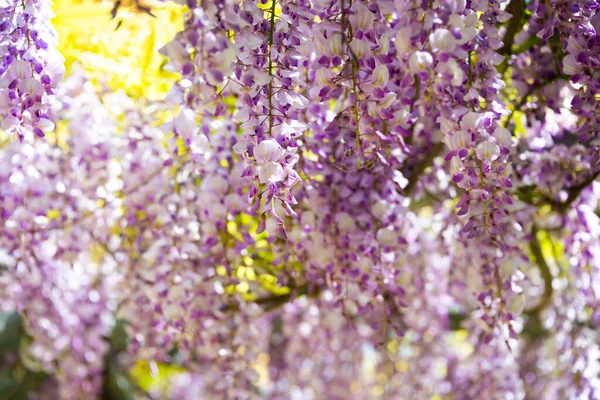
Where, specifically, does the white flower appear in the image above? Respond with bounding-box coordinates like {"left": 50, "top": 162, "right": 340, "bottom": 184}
{"left": 448, "top": 130, "right": 471, "bottom": 150}
{"left": 37, "top": 118, "right": 55, "bottom": 133}
{"left": 164, "top": 303, "right": 185, "bottom": 320}
{"left": 394, "top": 109, "right": 411, "bottom": 127}
{"left": 280, "top": 120, "right": 308, "bottom": 138}
{"left": 9, "top": 60, "right": 32, "bottom": 80}
{"left": 201, "top": 175, "right": 229, "bottom": 194}
{"left": 449, "top": 13, "right": 478, "bottom": 45}
{"left": 509, "top": 295, "right": 526, "bottom": 315}
{"left": 310, "top": 238, "right": 334, "bottom": 266}
{"left": 381, "top": 92, "right": 396, "bottom": 108}
{"left": 302, "top": 210, "right": 316, "bottom": 228}
{"left": 450, "top": 157, "right": 465, "bottom": 174}
{"left": 18, "top": 78, "right": 43, "bottom": 96}
{"left": 371, "top": 64, "right": 389, "bottom": 87}
{"left": 376, "top": 228, "right": 397, "bottom": 246}
{"left": 208, "top": 203, "right": 227, "bottom": 220}
{"left": 233, "top": 137, "right": 249, "bottom": 154}
{"left": 466, "top": 267, "right": 484, "bottom": 292}
{"left": 173, "top": 108, "right": 197, "bottom": 138}
{"left": 408, "top": 51, "right": 433, "bottom": 73}
{"left": 371, "top": 200, "right": 390, "bottom": 220}
{"left": 445, "top": 58, "right": 464, "bottom": 86}
{"left": 438, "top": 117, "right": 456, "bottom": 135}
{"left": 159, "top": 40, "right": 189, "bottom": 68}
{"left": 476, "top": 141, "right": 500, "bottom": 161}
{"left": 258, "top": 162, "right": 285, "bottom": 184}
{"left": 168, "top": 285, "right": 186, "bottom": 302}
{"left": 336, "top": 212, "right": 356, "bottom": 232}
{"left": 493, "top": 127, "right": 513, "bottom": 148}
{"left": 376, "top": 32, "right": 391, "bottom": 55}
{"left": 254, "top": 139, "right": 283, "bottom": 165}
{"left": 349, "top": 39, "right": 369, "bottom": 59}
{"left": 45, "top": 51, "right": 66, "bottom": 85}
{"left": 394, "top": 28, "right": 413, "bottom": 55}
{"left": 562, "top": 54, "right": 582, "bottom": 76}
{"left": 393, "top": 170, "right": 408, "bottom": 189}
{"left": 279, "top": 91, "right": 309, "bottom": 109}
{"left": 316, "top": 68, "right": 332, "bottom": 86}
{"left": 429, "top": 29, "right": 456, "bottom": 53}
{"left": 349, "top": 2, "right": 374, "bottom": 32}
{"left": 327, "top": 34, "right": 343, "bottom": 55}
{"left": 460, "top": 111, "right": 482, "bottom": 130}
{"left": 224, "top": 192, "right": 246, "bottom": 211}
{"left": 190, "top": 134, "right": 210, "bottom": 154}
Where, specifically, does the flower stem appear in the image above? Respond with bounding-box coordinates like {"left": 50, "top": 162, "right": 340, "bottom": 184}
{"left": 268, "top": 0, "right": 277, "bottom": 136}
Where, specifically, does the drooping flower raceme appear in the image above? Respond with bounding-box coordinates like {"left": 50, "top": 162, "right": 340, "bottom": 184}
{"left": 0, "top": 0, "right": 64, "bottom": 140}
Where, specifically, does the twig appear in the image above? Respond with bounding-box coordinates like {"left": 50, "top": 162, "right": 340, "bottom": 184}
{"left": 499, "top": 0, "right": 525, "bottom": 56}
{"left": 514, "top": 169, "right": 599, "bottom": 214}
{"left": 267, "top": 0, "right": 276, "bottom": 136}
{"left": 555, "top": 170, "right": 600, "bottom": 214}
{"left": 524, "top": 225, "right": 553, "bottom": 315}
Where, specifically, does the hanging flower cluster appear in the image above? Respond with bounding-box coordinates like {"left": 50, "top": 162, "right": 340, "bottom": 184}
{"left": 0, "top": 0, "right": 64, "bottom": 140}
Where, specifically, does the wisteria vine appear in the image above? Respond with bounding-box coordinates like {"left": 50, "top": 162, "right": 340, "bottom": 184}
{"left": 0, "top": 0, "right": 599, "bottom": 399}
{"left": 0, "top": 0, "right": 64, "bottom": 141}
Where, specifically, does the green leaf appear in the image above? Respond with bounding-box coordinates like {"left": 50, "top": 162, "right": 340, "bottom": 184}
{"left": 19, "top": 337, "right": 43, "bottom": 373}
{"left": 522, "top": 319, "right": 550, "bottom": 339}
{"left": 448, "top": 310, "right": 467, "bottom": 331}
{"left": 0, "top": 370, "right": 18, "bottom": 397}
{"left": 6, "top": 370, "right": 47, "bottom": 400}
{"left": 102, "top": 320, "right": 138, "bottom": 400}
{"left": 548, "top": 33, "right": 565, "bottom": 60}
{"left": 0, "top": 312, "right": 23, "bottom": 354}
{"left": 103, "top": 359, "right": 136, "bottom": 400}
{"left": 109, "top": 320, "right": 129, "bottom": 353}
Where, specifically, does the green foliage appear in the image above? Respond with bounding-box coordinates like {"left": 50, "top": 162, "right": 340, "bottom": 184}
{"left": 0, "top": 312, "right": 49, "bottom": 399}
{"left": 103, "top": 359, "right": 136, "bottom": 400}
{"left": 0, "top": 361, "right": 47, "bottom": 400}
{"left": 102, "top": 320, "right": 137, "bottom": 400}
{"left": 110, "top": 320, "right": 130, "bottom": 353}
{"left": 0, "top": 312, "right": 22, "bottom": 354}
{"left": 0, "top": 370, "right": 18, "bottom": 397}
